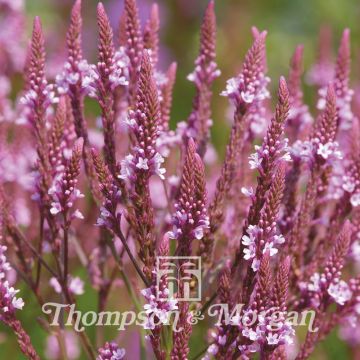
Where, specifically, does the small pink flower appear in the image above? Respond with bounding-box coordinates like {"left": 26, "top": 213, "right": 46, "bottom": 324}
{"left": 328, "top": 280, "right": 352, "bottom": 305}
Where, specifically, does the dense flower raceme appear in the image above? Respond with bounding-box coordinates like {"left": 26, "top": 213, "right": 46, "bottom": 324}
{"left": 221, "top": 32, "right": 270, "bottom": 109}
{"left": 56, "top": 48, "right": 130, "bottom": 99}
{"left": 48, "top": 137, "right": 85, "bottom": 220}
{"left": 2, "top": 0, "right": 360, "bottom": 359}
{"left": 119, "top": 52, "right": 166, "bottom": 183}
{"left": 141, "top": 274, "right": 178, "bottom": 332}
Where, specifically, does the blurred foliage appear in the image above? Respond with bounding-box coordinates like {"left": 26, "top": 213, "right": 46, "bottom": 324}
{"left": 2, "top": 0, "right": 360, "bottom": 358}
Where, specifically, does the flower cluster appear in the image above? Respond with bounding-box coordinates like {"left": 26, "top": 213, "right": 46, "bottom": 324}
{"left": 119, "top": 52, "right": 166, "bottom": 182}
{"left": 299, "top": 223, "right": 352, "bottom": 308}
{"left": 97, "top": 342, "right": 126, "bottom": 360}
{"left": 119, "top": 151, "right": 165, "bottom": 181}
{"left": 0, "top": 245, "right": 24, "bottom": 317}
{"left": 57, "top": 48, "right": 130, "bottom": 99}
{"left": 2, "top": 1, "right": 360, "bottom": 359}
{"left": 20, "top": 84, "right": 59, "bottom": 123}
{"left": 222, "top": 72, "right": 270, "bottom": 108}
{"left": 302, "top": 272, "right": 352, "bottom": 307}
{"left": 242, "top": 166, "right": 286, "bottom": 271}
{"left": 48, "top": 138, "right": 84, "bottom": 220}
{"left": 187, "top": 0, "right": 220, "bottom": 88}
{"left": 317, "top": 86, "right": 355, "bottom": 131}
{"left": 92, "top": 149, "right": 122, "bottom": 229}
{"left": 247, "top": 78, "right": 291, "bottom": 180}
{"left": 249, "top": 138, "right": 291, "bottom": 171}
{"left": 290, "top": 137, "right": 342, "bottom": 164}
{"left": 167, "top": 140, "right": 210, "bottom": 253}
{"left": 57, "top": 54, "right": 129, "bottom": 99}
{"left": 242, "top": 224, "right": 285, "bottom": 272}
{"left": 49, "top": 276, "right": 84, "bottom": 296}
{"left": 141, "top": 283, "right": 178, "bottom": 330}
{"left": 221, "top": 31, "right": 270, "bottom": 110}
{"left": 237, "top": 309, "right": 295, "bottom": 357}
{"left": 187, "top": 59, "right": 220, "bottom": 87}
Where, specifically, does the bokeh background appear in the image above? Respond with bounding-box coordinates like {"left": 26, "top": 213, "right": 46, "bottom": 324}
{"left": 21, "top": 0, "right": 360, "bottom": 153}
{"left": 2, "top": 0, "right": 360, "bottom": 358}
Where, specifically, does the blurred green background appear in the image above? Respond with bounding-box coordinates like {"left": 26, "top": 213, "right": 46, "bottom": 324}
{"left": 2, "top": 0, "right": 360, "bottom": 358}
{"left": 23, "top": 0, "right": 360, "bottom": 153}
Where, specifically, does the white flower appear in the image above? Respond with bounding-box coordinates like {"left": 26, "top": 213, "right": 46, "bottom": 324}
{"left": 136, "top": 157, "right": 149, "bottom": 170}
{"left": 153, "top": 152, "right": 166, "bottom": 179}
{"left": 111, "top": 348, "right": 126, "bottom": 359}
{"left": 49, "top": 277, "right": 62, "bottom": 293}
{"left": 208, "top": 344, "right": 219, "bottom": 355}
{"left": 266, "top": 333, "right": 279, "bottom": 345}
{"left": 220, "top": 77, "right": 240, "bottom": 97}
{"left": 50, "top": 276, "right": 84, "bottom": 295}
{"left": 307, "top": 273, "right": 321, "bottom": 292}
{"left": 241, "top": 187, "right": 254, "bottom": 197}
{"left": 317, "top": 143, "right": 331, "bottom": 159}
{"left": 242, "top": 327, "right": 258, "bottom": 341}
{"left": 96, "top": 217, "right": 106, "bottom": 226}
{"left": 251, "top": 258, "right": 260, "bottom": 272}
{"left": 290, "top": 140, "right": 314, "bottom": 160}
{"left": 280, "top": 151, "right": 292, "bottom": 162}
{"left": 248, "top": 224, "right": 260, "bottom": 236}
{"left": 350, "top": 193, "right": 360, "bottom": 207}
{"left": 241, "top": 91, "right": 255, "bottom": 104}
{"left": 243, "top": 246, "right": 256, "bottom": 260}
{"left": 73, "top": 188, "right": 85, "bottom": 199}
{"left": 167, "top": 227, "right": 179, "bottom": 240}
{"left": 141, "top": 287, "right": 153, "bottom": 299}
{"left": 248, "top": 151, "right": 262, "bottom": 170}
{"left": 68, "top": 72, "right": 80, "bottom": 85}
{"left": 351, "top": 240, "right": 360, "bottom": 262}
{"left": 342, "top": 176, "right": 355, "bottom": 193}
{"left": 19, "top": 89, "right": 37, "bottom": 106}
{"left": 144, "top": 301, "right": 158, "bottom": 314}
{"left": 328, "top": 280, "right": 352, "bottom": 305}
{"left": 242, "top": 234, "right": 253, "bottom": 247}
{"left": 317, "top": 142, "right": 342, "bottom": 160}
{"left": 167, "top": 298, "right": 178, "bottom": 311}
{"left": 123, "top": 115, "right": 137, "bottom": 128}
{"left": 12, "top": 297, "right": 25, "bottom": 310}
{"left": 118, "top": 154, "right": 134, "bottom": 180}
{"left": 110, "top": 348, "right": 126, "bottom": 360}
{"left": 73, "top": 209, "right": 84, "bottom": 220}
{"left": 6, "top": 284, "right": 20, "bottom": 298}
{"left": 248, "top": 342, "right": 261, "bottom": 353}
{"left": 69, "top": 277, "right": 85, "bottom": 295}
{"left": 50, "top": 202, "right": 62, "bottom": 215}
{"left": 263, "top": 242, "right": 278, "bottom": 257}
{"left": 194, "top": 226, "right": 205, "bottom": 240}
{"left": 218, "top": 335, "right": 227, "bottom": 346}
{"left": 317, "top": 97, "right": 327, "bottom": 110}
{"left": 143, "top": 317, "right": 156, "bottom": 330}
{"left": 273, "top": 234, "right": 285, "bottom": 244}
{"left": 187, "top": 71, "right": 196, "bottom": 83}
